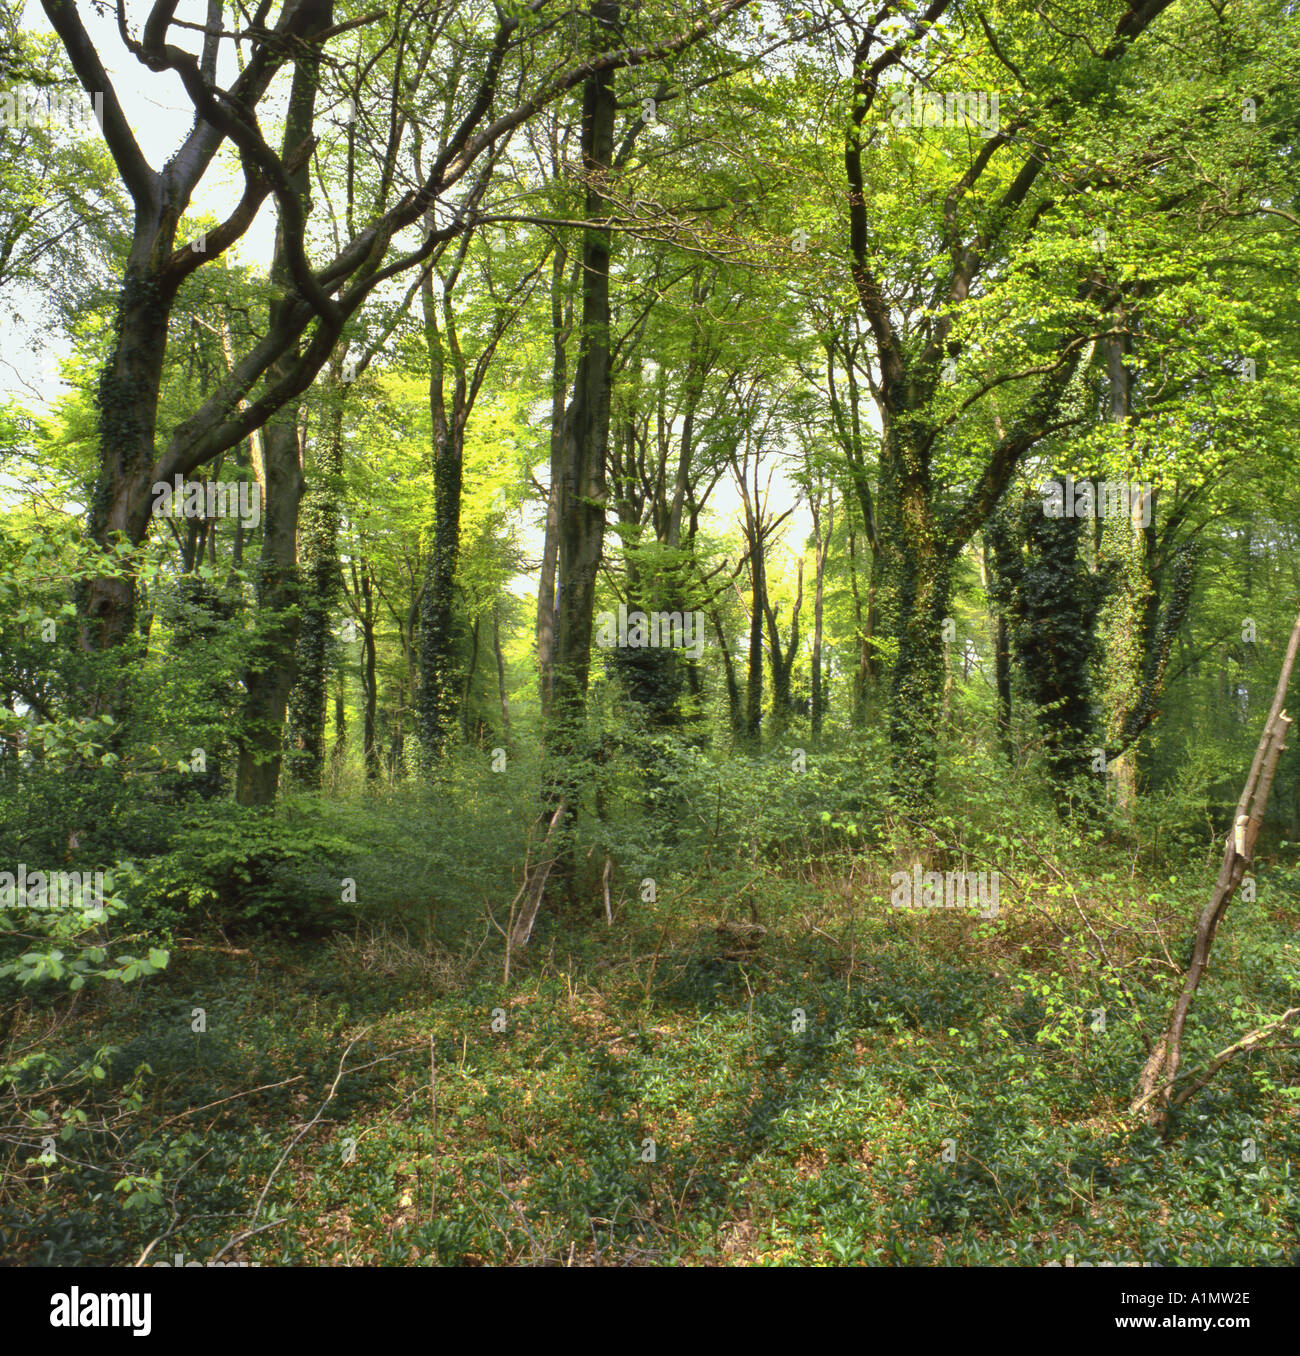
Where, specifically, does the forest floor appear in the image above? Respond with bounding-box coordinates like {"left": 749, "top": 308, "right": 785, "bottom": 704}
{"left": 5, "top": 850, "right": 1298, "bottom": 1267}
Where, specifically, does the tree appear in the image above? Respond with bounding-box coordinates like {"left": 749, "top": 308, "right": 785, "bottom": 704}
{"left": 43, "top": 0, "right": 751, "bottom": 691}
{"left": 835, "top": 0, "right": 1177, "bottom": 805}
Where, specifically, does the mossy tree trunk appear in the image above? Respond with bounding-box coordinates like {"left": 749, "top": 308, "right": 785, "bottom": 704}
{"left": 235, "top": 18, "right": 330, "bottom": 804}
{"left": 288, "top": 381, "right": 346, "bottom": 786}
{"left": 520, "top": 2, "right": 618, "bottom": 940}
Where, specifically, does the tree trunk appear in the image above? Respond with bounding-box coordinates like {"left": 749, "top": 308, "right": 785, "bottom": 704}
{"left": 981, "top": 531, "right": 1012, "bottom": 754}
{"left": 361, "top": 568, "right": 380, "bottom": 783}
{"left": 536, "top": 247, "right": 572, "bottom": 717}
{"left": 329, "top": 672, "right": 347, "bottom": 780}
{"left": 811, "top": 491, "right": 831, "bottom": 738}
{"left": 1099, "top": 324, "right": 1142, "bottom": 810}
{"left": 1131, "top": 610, "right": 1300, "bottom": 1133}
{"left": 77, "top": 230, "right": 183, "bottom": 664}
{"left": 525, "top": 2, "right": 618, "bottom": 933}
{"left": 460, "top": 614, "right": 480, "bottom": 741}
{"left": 847, "top": 526, "right": 875, "bottom": 727}
{"left": 235, "top": 408, "right": 304, "bottom": 804}
{"left": 744, "top": 529, "right": 764, "bottom": 747}
{"left": 551, "top": 31, "right": 614, "bottom": 736}
{"left": 763, "top": 559, "right": 802, "bottom": 737}
{"left": 874, "top": 433, "right": 950, "bottom": 807}
{"left": 712, "top": 607, "right": 744, "bottom": 742}
{"left": 233, "top": 23, "right": 328, "bottom": 804}
{"left": 993, "top": 486, "right": 1101, "bottom": 806}
{"left": 494, "top": 601, "right": 511, "bottom": 743}
{"left": 417, "top": 269, "right": 465, "bottom": 767}
{"left": 288, "top": 385, "right": 346, "bottom": 785}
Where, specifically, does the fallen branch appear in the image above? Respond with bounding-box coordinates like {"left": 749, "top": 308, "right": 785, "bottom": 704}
{"left": 506, "top": 800, "right": 568, "bottom": 964}
{"left": 1131, "top": 1005, "right": 1300, "bottom": 1116}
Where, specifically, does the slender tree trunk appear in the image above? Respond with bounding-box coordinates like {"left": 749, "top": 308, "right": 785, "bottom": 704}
{"left": 360, "top": 569, "right": 379, "bottom": 783}
{"left": 329, "top": 673, "right": 347, "bottom": 781}
{"left": 1100, "top": 323, "right": 1141, "bottom": 810}
{"left": 981, "top": 527, "right": 1012, "bottom": 756}
{"left": 417, "top": 268, "right": 465, "bottom": 767}
{"left": 848, "top": 526, "right": 874, "bottom": 727}
{"left": 745, "top": 530, "right": 764, "bottom": 747}
{"left": 536, "top": 247, "right": 572, "bottom": 717}
{"left": 811, "top": 506, "right": 829, "bottom": 739}
{"left": 460, "top": 614, "right": 480, "bottom": 741}
{"left": 494, "top": 601, "right": 511, "bottom": 742}
{"left": 712, "top": 607, "right": 744, "bottom": 742}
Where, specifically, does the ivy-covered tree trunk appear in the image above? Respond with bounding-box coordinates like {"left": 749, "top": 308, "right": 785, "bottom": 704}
{"left": 43, "top": 0, "right": 331, "bottom": 684}
{"left": 840, "top": 0, "right": 1173, "bottom": 809}
{"left": 360, "top": 566, "right": 379, "bottom": 783}
{"left": 987, "top": 487, "right": 1103, "bottom": 812}
{"left": 329, "top": 673, "right": 347, "bottom": 781}
{"left": 235, "top": 405, "right": 303, "bottom": 804}
{"left": 169, "top": 572, "right": 235, "bottom": 798}
{"left": 417, "top": 264, "right": 467, "bottom": 768}
{"left": 79, "top": 260, "right": 179, "bottom": 664}
{"left": 884, "top": 553, "right": 950, "bottom": 806}
{"left": 870, "top": 421, "right": 951, "bottom": 807}
{"left": 234, "top": 25, "right": 328, "bottom": 805}
{"left": 981, "top": 531, "right": 1012, "bottom": 755}
{"left": 288, "top": 388, "right": 346, "bottom": 785}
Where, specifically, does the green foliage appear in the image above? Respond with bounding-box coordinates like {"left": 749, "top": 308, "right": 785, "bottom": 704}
{"left": 3, "top": 0, "right": 1300, "bottom": 1274}
{"left": 0, "top": 871, "right": 168, "bottom": 994}
{"left": 134, "top": 802, "right": 364, "bottom": 935}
